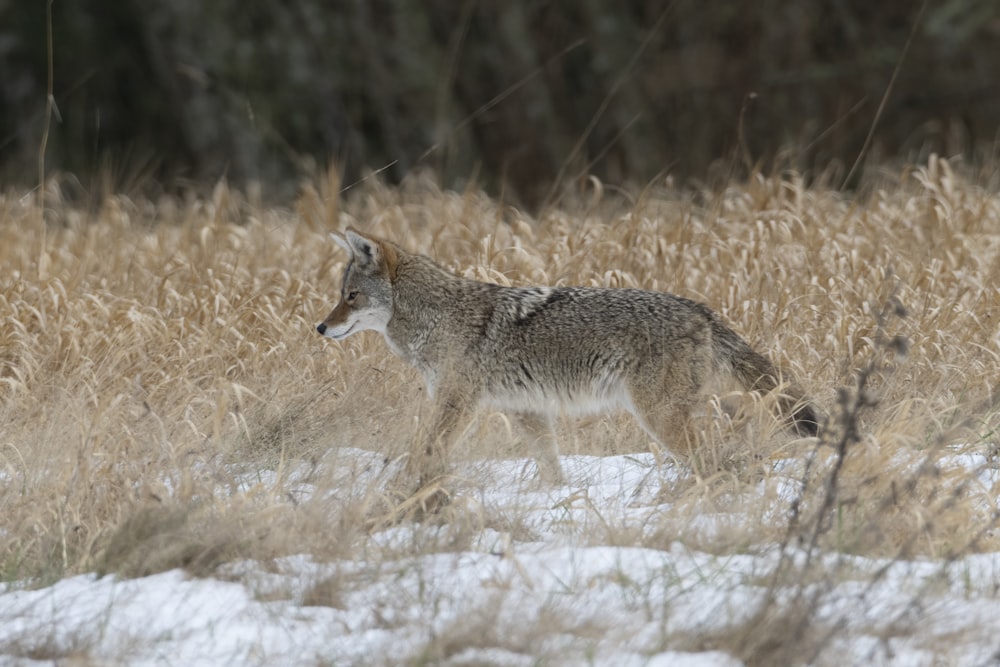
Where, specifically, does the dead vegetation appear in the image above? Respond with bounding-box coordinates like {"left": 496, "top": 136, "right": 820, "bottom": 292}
{"left": 1, "top": 157, "right": 999, "bottom": 661}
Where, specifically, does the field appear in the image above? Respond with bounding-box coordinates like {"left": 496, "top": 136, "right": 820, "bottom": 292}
{"left": 2, "top": 157, "right": 1000, "bottom": 665}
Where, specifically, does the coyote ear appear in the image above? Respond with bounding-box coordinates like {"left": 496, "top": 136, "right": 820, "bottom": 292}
{"left": 343, "top": 227, "right": 399, "bottom": 281}
{"left": 330, "top": 231, "right": 352, "bottom": 255}
{"left": 344, "top": 228, "right": 379, "bottom": 268}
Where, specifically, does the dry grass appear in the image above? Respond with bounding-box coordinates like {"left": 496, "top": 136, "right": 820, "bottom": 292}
{"left": 2, "top": 155, "right": 999, "bottom": 613}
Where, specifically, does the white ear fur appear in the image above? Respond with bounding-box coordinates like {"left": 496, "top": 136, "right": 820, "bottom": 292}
{"left": 344, "top": 229, "right": 380, "bottom": 268}
{"left": 330, "top": 231, "right": 352, "bottom": 255}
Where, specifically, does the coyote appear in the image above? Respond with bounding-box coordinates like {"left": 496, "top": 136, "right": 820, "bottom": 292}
{"left": 317, "top": 227, "right": 818, "bottom": 485}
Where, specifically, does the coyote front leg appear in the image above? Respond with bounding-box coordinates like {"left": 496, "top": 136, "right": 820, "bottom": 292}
{"left": 405, "top": 388, "right": 474, "bottom": 488}
{"left": 517, "top": 412, "right": 564, "bottom": 484}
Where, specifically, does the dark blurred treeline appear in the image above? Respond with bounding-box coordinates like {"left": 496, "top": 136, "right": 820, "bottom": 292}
{"left": 2, "top": 0, "right": 999, "bottom": 206}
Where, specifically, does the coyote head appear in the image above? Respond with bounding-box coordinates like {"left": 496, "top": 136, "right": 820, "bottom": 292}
{"left": 316, "top": 228, "right": 397, "bottom": 340}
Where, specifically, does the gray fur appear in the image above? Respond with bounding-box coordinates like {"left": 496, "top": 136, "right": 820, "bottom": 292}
{"left": 318, "top": 227, "right": 818, "bottom": 484}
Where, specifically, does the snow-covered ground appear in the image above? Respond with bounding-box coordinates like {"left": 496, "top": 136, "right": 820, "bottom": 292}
{"left": 2, "top": 449, "right": 1000, "bottom": 666}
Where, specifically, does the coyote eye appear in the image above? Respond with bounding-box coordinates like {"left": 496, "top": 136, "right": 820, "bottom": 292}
{"left": 346, "top": 290, "right": 359, "bottom": 303}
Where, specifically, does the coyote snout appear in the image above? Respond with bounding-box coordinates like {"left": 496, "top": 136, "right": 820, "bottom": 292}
{"left": 316, "top": 321, "right": 353, "bottom": 339}
{"left": 317, "top": 227, "right": 819, "bottom": 487}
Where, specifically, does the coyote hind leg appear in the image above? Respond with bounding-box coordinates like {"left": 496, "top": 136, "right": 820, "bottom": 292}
{"left": 625, "top": 358, "right": 704, "bottom": 462}
{"left": 628, "top": 396, "right": 698, "bottom": 461}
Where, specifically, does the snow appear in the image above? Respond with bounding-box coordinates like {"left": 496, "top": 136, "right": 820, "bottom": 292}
{"left": 3, "top": 449, "right": 1000, "bottom": 666}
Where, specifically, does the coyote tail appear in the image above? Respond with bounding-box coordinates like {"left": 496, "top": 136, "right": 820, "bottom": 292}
{"left": 712, "top": 320, "right": 820, "bottom": 437}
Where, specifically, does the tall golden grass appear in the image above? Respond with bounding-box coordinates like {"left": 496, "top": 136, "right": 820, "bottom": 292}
{"left": 1, "top": 156, "right": 998, "bottom": 588}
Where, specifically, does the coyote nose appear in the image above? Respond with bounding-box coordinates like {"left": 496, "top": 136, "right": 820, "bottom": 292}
{"left": 316, "top": 323, "right": 327, "bottom": 335}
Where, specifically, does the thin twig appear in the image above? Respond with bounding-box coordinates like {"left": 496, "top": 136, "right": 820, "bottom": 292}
{"left": 38, "top": 0, "right": 55, "bottom": 214}
{"left": 541, "top": 2, "right": 677, "bottom": 211}
{"left": 841, "top": 0, "right": 928, "bottom": 189}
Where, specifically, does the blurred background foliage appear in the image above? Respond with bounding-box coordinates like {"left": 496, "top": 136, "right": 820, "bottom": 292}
{"left": 1, "top": 0, "right": 998, "bottom": 206}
